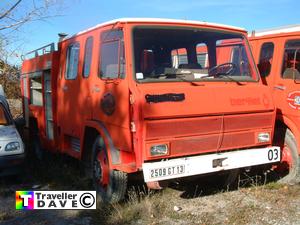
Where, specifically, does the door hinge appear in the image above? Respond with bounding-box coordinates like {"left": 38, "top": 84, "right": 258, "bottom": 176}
{"left": 130, "top": 94, "right": 135, "bottom": 104}
{"left": 130, "top": 121, "right": 136, "bottom": 132}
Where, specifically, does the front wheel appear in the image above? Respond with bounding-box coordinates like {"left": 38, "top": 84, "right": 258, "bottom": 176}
{"left": 92, "top": 136, "right": 127, "bottom": 203}
{"left": 274, "top": 129, "right": 300, "bottom": 184}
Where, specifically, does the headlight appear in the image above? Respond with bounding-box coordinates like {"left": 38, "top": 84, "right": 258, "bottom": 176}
{"left": 258, "top": 132, "right": 270, "bottom": 143}
{"left": 5, "top": 142, "right": 21, "bottom": 151}
{"left": 150, "top": 144, "right": 168, "bottom": 156}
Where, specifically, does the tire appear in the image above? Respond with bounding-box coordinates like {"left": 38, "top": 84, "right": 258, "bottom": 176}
{"left": 92, "top": 136, "right": 127, "bottom": 203}
{"left": 274, "top": 129, "right": 300, "bottom": 184}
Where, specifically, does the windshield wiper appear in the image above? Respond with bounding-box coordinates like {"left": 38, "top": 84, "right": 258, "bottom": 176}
{"left": 200, "top": 73, "right": 245, "bottom": 85}
{"left": 215, "top": 74, "right": 245, "bottom": 85}
{"left": 165, "top": 73, "right": 204, "bottom": 86}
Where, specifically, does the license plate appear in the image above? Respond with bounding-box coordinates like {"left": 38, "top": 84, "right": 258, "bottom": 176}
{"left": 143, "top": 146, "right": 280, "bottom": 182}
{"left": 267, "top": 148, "right": 280, "bottom": 162}
{"left": 150, "top": 165, "right": 185, "bottom": 179}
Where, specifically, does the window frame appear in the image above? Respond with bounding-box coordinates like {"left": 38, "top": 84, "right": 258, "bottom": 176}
{"left": 131, "top": 25, "right": 259, "bottom": 84}
{"left": 82, "top": 36, "right": 94, "bottom": 78}
{"left": 29, "top": 75, "right": 43, "bottom": 106}
{"left": 281, "top": 39, "right": 300, "bottom": 79}
{"left": 258, "top": 42, "right": 274, "bottom": 77}
{"left": 98, "top": 29, "right": 125, "bottom": 80}
{"left": 65, "top": 41, "right": 80, "bottom": 80}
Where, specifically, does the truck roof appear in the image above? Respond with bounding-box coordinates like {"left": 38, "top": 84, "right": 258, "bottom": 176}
{"left": 64, "top": 18, "right": 246, "bottom": 41}
{"left": 250, "top": 24, "right": 300, "bottom": 37}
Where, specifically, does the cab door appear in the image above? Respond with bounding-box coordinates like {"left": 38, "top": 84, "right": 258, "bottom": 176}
{"left": 273, "top": 39, "right": 300, "bottom": 118}
{"left": 91, "top": 29, "right": 132, "bottom": 152}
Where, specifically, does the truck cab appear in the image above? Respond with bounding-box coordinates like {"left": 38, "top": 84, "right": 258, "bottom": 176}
{"left": 21, "top": 18, "right": 281, "bottom": 203}
{"left": 250, "top": 26, "right": 300, "bottom": 183}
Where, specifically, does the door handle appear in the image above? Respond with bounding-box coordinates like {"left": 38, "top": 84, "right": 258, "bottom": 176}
{"left": 273, "top": 85, "right": 286, "bottom": 91}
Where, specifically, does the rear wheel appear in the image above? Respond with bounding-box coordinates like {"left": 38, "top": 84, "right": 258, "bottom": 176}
{"left": 274, "top": 129, "right": 300, "bottom": 184}
{"left": 92, "top": 136, "right": 127, "bottom": 203}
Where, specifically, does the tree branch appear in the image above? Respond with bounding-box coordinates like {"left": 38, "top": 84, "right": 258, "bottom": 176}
{"left": 0, "top": 0, "right": 22, "bottom": 20}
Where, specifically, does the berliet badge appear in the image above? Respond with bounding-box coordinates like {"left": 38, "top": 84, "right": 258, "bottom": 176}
{"left": 294, "top": 96, "right": 300, "bottom": 106}
{"left": 287, "top": 91, "right": 300, "bottom": 109}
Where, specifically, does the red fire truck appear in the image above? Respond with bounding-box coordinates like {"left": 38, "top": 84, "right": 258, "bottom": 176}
{"left": 250, "top": 26, "right": 300, "bottom": 184}
{"left": 21, "top": 18, "right": 281, "bottom": 203}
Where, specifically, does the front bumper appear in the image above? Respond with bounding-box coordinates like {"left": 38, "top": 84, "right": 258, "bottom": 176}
{"left": 0, "top": 153, "right": 25, "bottom": 176}
{"left": 142, "top": 146, "right": 280, "bottom": 182}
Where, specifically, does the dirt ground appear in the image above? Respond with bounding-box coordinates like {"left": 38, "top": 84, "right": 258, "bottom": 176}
{"left": 0, "top": 154, "right": 299, "bottom": 225}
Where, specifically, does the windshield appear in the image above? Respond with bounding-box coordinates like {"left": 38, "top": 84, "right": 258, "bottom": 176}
{"left": 0, "top": 104, "right": 10, "bottom": 126}
{"left": 133, "top": 27, "right": 258, "bottom": 82}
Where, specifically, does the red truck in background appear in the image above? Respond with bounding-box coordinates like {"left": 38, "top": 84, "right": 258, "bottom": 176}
{"left": 21, "top": 18, "right": 281, "bottom": 203}
{"left": 250, "top": 26, "right": 300, "bottom": 184}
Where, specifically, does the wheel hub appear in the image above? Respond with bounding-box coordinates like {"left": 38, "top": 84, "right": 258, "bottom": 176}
{"left": 93, "top": 148, "right": 109, "bottom": 188}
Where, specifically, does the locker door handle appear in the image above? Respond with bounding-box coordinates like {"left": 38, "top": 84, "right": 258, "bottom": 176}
{"left": 274, "top": 85, "right": 286, "bottom": 91}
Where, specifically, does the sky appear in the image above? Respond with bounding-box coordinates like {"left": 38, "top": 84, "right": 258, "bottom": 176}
{"left": 2, "top": 0, "right": 300, "bottom": 65}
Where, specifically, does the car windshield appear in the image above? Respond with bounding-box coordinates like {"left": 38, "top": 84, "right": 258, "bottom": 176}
{"left": 133, "top": 27, "right": 258, "bottom": 82}
{"left": 0, "top": 104, "right": 10, "bottom": 126}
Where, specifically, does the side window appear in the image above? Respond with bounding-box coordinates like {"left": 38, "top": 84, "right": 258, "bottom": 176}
{"left": 83, "top": 37, "right": 93, "bottom": 78}
{"left": 99, "top": 30, "right": 125, "bottom": 79}
{"left": 282, "top": 40, "right": 300, "bottom": 79}
{"left": 66, "top": 42, "right": 80, "bottom": 79}
{"left": 30, "top": 76, "right": 43, "bottom": 106}
{"left": 258, "top": 42, "right": 274, "bottom": 77}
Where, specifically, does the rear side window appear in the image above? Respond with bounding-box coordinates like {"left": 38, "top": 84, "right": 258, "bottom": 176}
{"left": 196, "top": 43, "right": 208, "bottom": 68}
{"left": 258, "top": 42, "right": 274, "bottom": 77}
{"left": 282, "top": 40, "right": 300, "bottom": 79}
{"left": 171, "top": 48, "right": 187, "bottom": 68}
{"left": 30, "top": 76, "right": 43, "bottom": 106}
{"left": 99, "top": 30, "right": 125, "bottom": 79}
{"left": 66, "top": 42, "right": 80, "bottom": 79}
{"left": 83, "top": 37, "right": 93, "bottom": 78}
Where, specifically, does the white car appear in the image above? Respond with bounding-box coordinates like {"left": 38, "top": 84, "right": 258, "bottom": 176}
{"left": 0, "top": 86, "right": 25, "bottom": 176}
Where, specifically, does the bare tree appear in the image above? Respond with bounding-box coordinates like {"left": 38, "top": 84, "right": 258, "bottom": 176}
{"left": 0, "top": 0, "right": 63, "bottom": 60}
{"left": 0, "top": 0, "right": 63, "bottom": 99}
{"left": 0, "top": 0, "right": 63, "bottom": 31}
